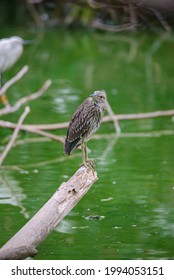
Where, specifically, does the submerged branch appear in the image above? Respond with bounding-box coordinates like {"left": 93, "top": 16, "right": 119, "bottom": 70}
{"left": 0, "top": 165, "right": 98, "bottom": 260}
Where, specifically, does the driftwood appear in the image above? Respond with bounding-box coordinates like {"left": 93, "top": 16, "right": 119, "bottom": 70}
{"left": 0, "top": 165, "right": 98, "bottom": 260}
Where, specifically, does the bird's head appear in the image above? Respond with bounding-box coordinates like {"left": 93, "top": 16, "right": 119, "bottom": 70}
{"left": 9, "top": 36, "right": 24, "bottom": 46}
{"left": 9, "top": 36, "right": 33, "bottom": 46}
{"left": 90, "top": 90, "right": 106, "bottom": 109}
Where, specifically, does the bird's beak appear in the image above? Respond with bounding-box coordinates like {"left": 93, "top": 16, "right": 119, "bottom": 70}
{"left": 23, "top": 40, "right": 33, "bottom": 45}
{"left": 90, "top": 92, "right": 96, "bottom": 97}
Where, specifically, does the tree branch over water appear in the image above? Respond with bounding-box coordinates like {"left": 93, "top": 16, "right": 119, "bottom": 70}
{"left": 0, "top": 66, "right": 29, "bottom": 97}
{"left": 0, "top": 165, "right": 97, "bottom": 260}
{"left": 103, "top": 109, "right": 174, "bottom": 122}
{"left": 0, "top": 108, "right": 173, "bottom": 133}
{"left": 0, "top": 106, "right": 30, "bottom": 166}
{"left": 0, "top": 79, "right": 52, "bottom": 116}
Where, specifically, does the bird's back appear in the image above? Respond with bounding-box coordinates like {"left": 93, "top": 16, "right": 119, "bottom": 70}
{"left": 0, "top": 37, "right": 23, "bottom": 72}
{"left": 64, "top": 97, "right": 103, "bottom": 155}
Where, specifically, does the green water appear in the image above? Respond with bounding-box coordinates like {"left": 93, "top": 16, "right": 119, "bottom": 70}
{"left": 0, "top": 28, "right": 174, "bottom": 260}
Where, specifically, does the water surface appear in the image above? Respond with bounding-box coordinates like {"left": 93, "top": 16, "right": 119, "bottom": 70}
{"left": 0, "top": 28, "right": 174, "bottom": 260}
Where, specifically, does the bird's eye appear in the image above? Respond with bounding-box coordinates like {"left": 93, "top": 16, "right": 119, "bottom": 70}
{"left": 100, "top": 95, "right": 105, "bottom": 100}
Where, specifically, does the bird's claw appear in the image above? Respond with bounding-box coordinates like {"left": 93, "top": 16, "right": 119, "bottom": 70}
{"left": 81, "top": 159, "right": 96, "bottom": 171}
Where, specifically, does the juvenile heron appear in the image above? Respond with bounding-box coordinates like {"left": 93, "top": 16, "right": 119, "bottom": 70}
{"left": 64, "top": 90, "right": 106, "bottom": 167}
{"left": 0, "top": 36, "right": 30, "bottom": 105}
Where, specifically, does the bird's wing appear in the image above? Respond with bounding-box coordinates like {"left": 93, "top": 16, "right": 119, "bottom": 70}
{"left": 0, "top": 41, "right": 12, "bottom": 71}
{"left": 0, "top": 39, "right": 23, "bottom": 72}
{"left": 66, "top": 97, "right": 94, "bottom": 143}
{"left": 0, "top": 45, "right": 7, "bottom": 70}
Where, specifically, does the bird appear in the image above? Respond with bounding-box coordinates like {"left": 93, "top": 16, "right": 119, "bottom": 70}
{"left": 64, "top": 90, "right": 106, "bottom": 168}
{"left": 0, "top": 36, "right": 31, "bottom": 106}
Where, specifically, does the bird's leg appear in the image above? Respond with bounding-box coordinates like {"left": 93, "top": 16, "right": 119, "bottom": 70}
{"left": 81, "top": 142, "right": 89, "bottom": 166}
{"left": 0, "top": 73, "right": 10, "bottom": 107}
{"left": 84, "top": 142, "right": 88, "bottom": 161}
{"left": 82, "top": 142, "right": 95, "bottom": 170}
{"left": 0, "top": 73, "right": 2, "bottom": 88}
{"left": 82, "top": 142, "right": 86, "bottom": 165}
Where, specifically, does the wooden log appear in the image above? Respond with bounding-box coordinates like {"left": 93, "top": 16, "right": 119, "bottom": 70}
{"left": 0, "top": 165, "right": 97, "bottom": 260}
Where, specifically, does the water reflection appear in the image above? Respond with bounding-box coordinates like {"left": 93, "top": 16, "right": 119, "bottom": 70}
{"left": 153, "top": 207, "right": 174, "bottom": 237}
{"left": 53, "top": 95, "right": 79, "bottom": 114}
{"left": 52, "top": 83, "right": 81, "bottom": 114}
{"left": 0, "top": 173, "right": 29, "bottom": 219}
{"left": 55, "top": 220, "right": 75, "bottom": 234}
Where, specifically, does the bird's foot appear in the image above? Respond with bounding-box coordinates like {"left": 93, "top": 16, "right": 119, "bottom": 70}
{"left": 0, "top": 94, "right": 10, "bottom": 107}
{"left": 81, "top": 159, "right": 96, "bottom": 171}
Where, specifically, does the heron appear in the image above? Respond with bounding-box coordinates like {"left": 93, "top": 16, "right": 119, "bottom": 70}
{"left": 64, "top": 90, "right": 106, "bottom": 168}
{"left": 0, "top": 36, "right": 31, "bottom": 106}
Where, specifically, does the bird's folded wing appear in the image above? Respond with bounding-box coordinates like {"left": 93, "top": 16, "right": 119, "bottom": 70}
{"left": 67, "top": 99, "right": 94, "bottom": 142}
{"left": 0, "top": 42, "right": 11, "bottom": 71}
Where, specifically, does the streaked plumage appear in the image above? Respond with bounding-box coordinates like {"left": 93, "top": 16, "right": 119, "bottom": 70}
{"left": 65, "top": 90, "right": 106, "bottom": 166}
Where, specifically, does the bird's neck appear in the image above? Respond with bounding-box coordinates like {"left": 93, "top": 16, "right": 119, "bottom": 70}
{"left": 94, "top": 102, "right": 105, "bottom": 113}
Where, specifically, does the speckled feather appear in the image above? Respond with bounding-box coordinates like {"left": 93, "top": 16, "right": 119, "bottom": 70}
{"left": 65, "top": 96, "right": 105, "bottom": 155}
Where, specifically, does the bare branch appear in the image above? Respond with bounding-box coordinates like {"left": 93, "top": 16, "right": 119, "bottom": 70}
{"left": 0, "top": 66, "right": 29, "bottom": 97}
{"left": 150, "top": 8, "right": 172, "bottom": 32}
{"left": 26, "top": 1, "right": 45, "bottom": 27}
{"left": 0, "top": 108, "right": 173, "bottom": 134}
{"left": 103, "top": 109, "right": 174, "bottom": 122}
{"left": 91, "top": 20, "right": 134, "bottom": 32}
{"left": 105, "top": 98, "right": 121, "bottom": 134}
{"left": 0, "top": 106, "right": 30, "bottom": 166}
{"left": 23, "top": 127, "right": 65, "bottom": 144}
{"left": 0, "top": 79, "right": 52, "bottom": 116}
{"left": 0, "top": 120, "right": 69, "bottom": 130}
{"left": 129, "top": 2, "right": 138, "bottom": 31}
{"left": 0, "top": 165, "right": 98, "bottom": 260}
{"left": 0, "top": 120, "right": 65, "bottom": 144}
{"left": 93, "top": 130, "right": 174, "bottom": 139}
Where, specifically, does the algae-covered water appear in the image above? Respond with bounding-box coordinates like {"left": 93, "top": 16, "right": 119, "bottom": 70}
{"left": 0, "top": 28, "right": 174, "bottom": 259}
